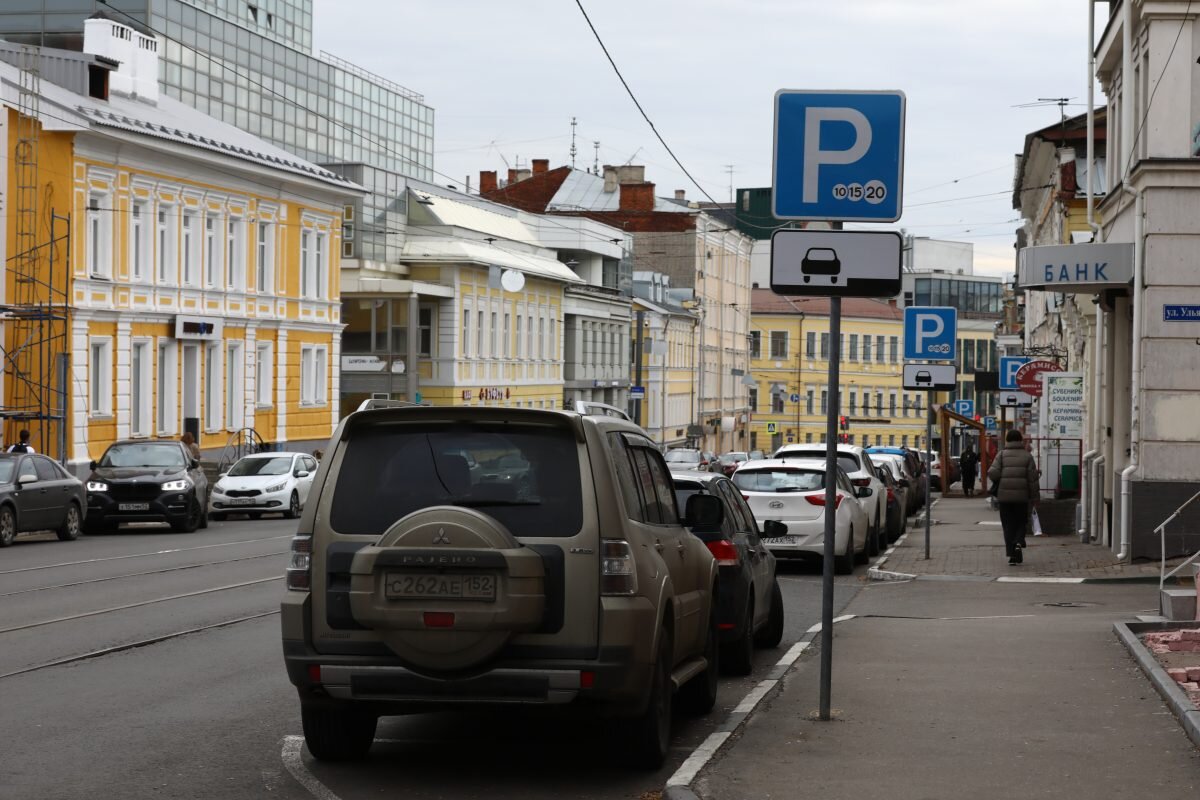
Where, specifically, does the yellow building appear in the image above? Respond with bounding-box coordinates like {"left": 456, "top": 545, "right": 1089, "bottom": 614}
{"left": 630, "top": 272, "right": 699, "bottom": 446}
{"left": 1, "top": 25, "right": 359, "bottom": 469}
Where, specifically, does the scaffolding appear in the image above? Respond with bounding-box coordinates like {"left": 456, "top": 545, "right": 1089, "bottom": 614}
{"left": 0, "top": 44, "right": 70, "bottom": 462}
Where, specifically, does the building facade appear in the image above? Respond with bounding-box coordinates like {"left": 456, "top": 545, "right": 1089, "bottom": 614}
{"left": 631, "top": 272, "right": 698, "bottom": 448}
{"left": 0, "top": 21, "right": 355, "bottom": 469}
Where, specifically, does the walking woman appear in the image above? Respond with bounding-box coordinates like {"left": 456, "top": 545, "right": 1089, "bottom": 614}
{"left": 987, "top": 429, "right": 1039, "bottom": 564}
{"left": 959, "top": 443, "right": 979, "bottom": 497}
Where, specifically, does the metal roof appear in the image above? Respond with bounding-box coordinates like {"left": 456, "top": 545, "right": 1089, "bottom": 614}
{"left": 400, "top": 238, "right": 582, "bottom": 284}
{"left": 547, "top": 169, "right": 690, "bottom": 213}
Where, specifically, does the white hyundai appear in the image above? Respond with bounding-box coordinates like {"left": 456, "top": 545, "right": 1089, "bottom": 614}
{"left": 773, "top": 443, "right": 889, "bottom": 554}
{"left": 732, "top": 458, "right": 871, "bottom": 574}
{"left": 209, "top": 452, "right": 318, "bottom": 521}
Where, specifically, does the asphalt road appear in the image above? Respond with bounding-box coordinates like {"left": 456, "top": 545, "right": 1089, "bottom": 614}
{"left": 0, "top": 515, "right": 873, "bottom": 800}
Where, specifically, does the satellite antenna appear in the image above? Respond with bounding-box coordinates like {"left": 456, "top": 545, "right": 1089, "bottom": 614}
{"left": 500, "top": 269, "right": 525, "bottom": 293}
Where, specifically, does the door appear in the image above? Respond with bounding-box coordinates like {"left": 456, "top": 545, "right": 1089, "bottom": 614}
{"left": 33, "top": 457, "right": 70, "bottom": 530}
{"left": 13, "top": 456, "right": 47, "bottom": 531}
{"left": 717, "top": 479, "right": 774, "bottom": 630}
{"left": 183, "top": 344, "right": 200, "bottom": 426}
{"left": 298, "top": 456, "right": 318, "bottom": 505}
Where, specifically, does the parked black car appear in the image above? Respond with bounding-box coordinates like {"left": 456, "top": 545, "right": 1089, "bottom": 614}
{"left": 0, "top": 453, "right": 87, "bottom": 546}
{"left": 874, "top": 465, "right": 906, "bottom": 545}
{"left": 670, "top": 469, "right": 785, "bottom": 675}
{"left": 85, "top": 440, "right": 209, "bottom": 533}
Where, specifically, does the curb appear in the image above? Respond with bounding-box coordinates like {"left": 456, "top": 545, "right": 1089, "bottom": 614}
{"left": 664, "top": 787, "right": 702, "bottom": 800}
{"left": 1114, "top": 621, "right": 1200, "bottom": 749}
{"left": 866, "top": 570, "right": 1167, "bottom": 585}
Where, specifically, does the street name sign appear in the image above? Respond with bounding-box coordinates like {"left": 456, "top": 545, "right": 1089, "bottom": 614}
{"left": 999, "top": 356, "right": 1031, "bottom": 391}
{"left": 770, "top": 229, "right": 902, "bottom": 297}
{"left": 902, "top": 362, "right": 957, "bottom": 391}
{"left": 630, "top": 386, "right": 645, "bottom": 400}
{"left": 1164, "top": 305, "right": 1200, "bottom": 322}
{"left": 903, "top": 306, "right": 957, "bottom": 361}
{"left": 772, "top": 90, "right": 906, "bottom": 222}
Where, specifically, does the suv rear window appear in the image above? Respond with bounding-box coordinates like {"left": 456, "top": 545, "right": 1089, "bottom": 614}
{"left": 733, "top": 469, "right": 825, "bottom": 493}
{"left": 780, "top": 450, "right": 860, "bottom": 475}
{"left": 329, "top": 422, "right": 583, "bottom": 537}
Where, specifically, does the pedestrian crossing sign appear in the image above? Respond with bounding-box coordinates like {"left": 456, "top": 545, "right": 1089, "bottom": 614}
{"left": 767, "top": 422, "right": 778, "bottom": 434}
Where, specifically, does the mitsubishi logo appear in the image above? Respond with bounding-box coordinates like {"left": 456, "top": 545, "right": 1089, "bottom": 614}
{"left": 432, "top": 528, "right": 451, "bottom": 545}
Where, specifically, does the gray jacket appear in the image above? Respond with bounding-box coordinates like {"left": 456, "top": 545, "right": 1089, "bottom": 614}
{"left": 987, "top": 442, "right": 1039, "bottom": 504}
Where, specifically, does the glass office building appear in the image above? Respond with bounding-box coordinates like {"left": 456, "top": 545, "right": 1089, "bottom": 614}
{"left": 0, "top": 0, "right": 433, "bottom": 261}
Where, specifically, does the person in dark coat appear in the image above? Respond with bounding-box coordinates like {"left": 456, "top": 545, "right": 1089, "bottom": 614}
{"left": 959, "top": 443, "right": 979, "bottom": 496}
{"left": 987, "top": 429, "right": 1039, "bottom": 565}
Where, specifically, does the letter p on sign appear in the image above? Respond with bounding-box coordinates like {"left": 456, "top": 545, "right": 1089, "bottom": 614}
{"left": 802, "top": 107, "right": 872, "bottom": 203}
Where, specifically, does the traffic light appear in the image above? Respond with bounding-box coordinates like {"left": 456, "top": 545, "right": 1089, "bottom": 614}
{"left": 839, "top": 415, "right": 849, "bottom": 431}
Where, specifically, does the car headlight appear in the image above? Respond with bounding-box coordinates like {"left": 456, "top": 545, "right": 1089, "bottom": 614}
{"left": 86, "top": 481, "right": 108, "bottom": 492}
{"left": 264, "top": 482, "right": 287, "bottom": 493}
{"left": 161, "top": 479, "right": 191, "bottom": 492}
{"left": 212, "top": 482, "right": 226, "bottom": 495}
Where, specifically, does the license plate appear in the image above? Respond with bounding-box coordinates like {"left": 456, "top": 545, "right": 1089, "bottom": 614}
{"left": 763, "top": 535, "right": 800, "bottom": 546}
{"left": 229, "top": 498, "right": 254, "bottom": 506}
{"left": 118, "top": 503, "right": 149, "bottom": 511}
{"left": 384, "top": 573, "right": 497, "bottom": 602}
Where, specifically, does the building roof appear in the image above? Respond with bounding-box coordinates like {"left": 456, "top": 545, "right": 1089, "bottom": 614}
{"left": 400, "top": 238, "right": 582, "bottom": 284}
{"left": 750, "top": 290, "right": 903, "bottom": 320}
{"left": 408, "top": 188, "right": 538, "bottom": 244}
{"left": 548, "top": 168, "right": 691, "bottom": 213}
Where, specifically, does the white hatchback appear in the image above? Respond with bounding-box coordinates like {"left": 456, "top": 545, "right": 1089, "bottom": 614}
{"left": 732, "top": 458, "right": 870, "bottom": 575}
{"left": 773, "top": 443, "right": 888, "bottom": 552}
{"left": 209, "top": 452, "right": 318, "bottom": 521}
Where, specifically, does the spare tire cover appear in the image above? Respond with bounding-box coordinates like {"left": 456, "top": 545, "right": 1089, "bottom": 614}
{"left": 348, "top": 506, "right": 545, "bottom": 671}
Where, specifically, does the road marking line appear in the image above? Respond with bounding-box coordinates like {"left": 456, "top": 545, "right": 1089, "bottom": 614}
{"left": 733, "top": 680, "right": 777, "bottom": 714}
{"left": 666, "top": 731, "right": 731, "bottom": 788}
{"left": 807, "top": 613, "right": 856, "bottom": 634}
{"left": 0, "top": 534, "right": 292, "bottom": 575}
{"left": 996, "top": 576, "right": 1085, "bottom": 584}
{"left": 282, "top": 736, "right": 343, "bottom": 800}
{"left": 776, "top": 640, "right": 809, "bottom": 667}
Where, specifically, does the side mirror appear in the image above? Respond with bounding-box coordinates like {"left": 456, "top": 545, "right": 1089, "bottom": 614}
{"left": 295, "top": 470, "right": 310, "bottom": 478}
{"left": 762, "top": 519, "right": 788, "bottom": 537}
{"left": 218, "top": 472, "right": 228, "bottom": 480}
{"left": 856, "top": 487, "right": 874, "bottom": 499}
{"left": 683, "top": 494, "right": 724, "bottom": 533}
{"left": 89, "top": 460, "right": 98, "bottom": 471}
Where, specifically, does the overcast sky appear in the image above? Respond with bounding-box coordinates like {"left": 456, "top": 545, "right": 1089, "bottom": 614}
{"left": 312, "top": 0, "right": 1095, "bottom": 276}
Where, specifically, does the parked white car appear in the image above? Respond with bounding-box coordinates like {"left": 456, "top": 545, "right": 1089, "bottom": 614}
{"left": 732, "top": 458, "right": 870, "bottom": 574}
{"left": 209, "top": 452, "right": 318, "bottom": 521}
{"left": 772, "top": 443, "right": 889, "bottom": 554}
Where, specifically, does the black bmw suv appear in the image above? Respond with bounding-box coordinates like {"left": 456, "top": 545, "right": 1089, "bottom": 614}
{"left": 85, "top": 440, "right": 209, "bottom": 533}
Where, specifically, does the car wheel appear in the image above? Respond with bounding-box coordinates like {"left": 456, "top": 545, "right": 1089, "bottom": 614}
{"left": 56, "top": 503, "right": 82, "bottom": 541}
{"left": 835, "top": 529, "right": 855, "bottom": 575}
{"left": 170, "top": 498, "right": 201, "bottom": 533}
{"left": 720, "top": 597, "right": 755, "bottom": 676}
{"left": 0, "top": 506, "right": 15, "bottom": 547}
{"left": 283, "top": 490, "right": 300, "bottom": 519}
{"left": 301, "top": 704, "right": 377, "bottom": 762}
{"left": 209, "top": 511, "right": 226, "bottom": 522}
{"left": 679, "top": 597, "right": 720, "bottom": 712}
{"left": 755, "top": 580, "right": 785, "bottom": 649}
{"left": 620, "top": 626, "right": 673, "bottom": 768}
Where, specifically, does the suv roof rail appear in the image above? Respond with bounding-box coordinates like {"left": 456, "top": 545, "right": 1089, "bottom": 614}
{"left": 571, "top": 400, "right": 631, "bottom": 421}
{"left": 356, "top": 398, "right": 420, "bottom": 412}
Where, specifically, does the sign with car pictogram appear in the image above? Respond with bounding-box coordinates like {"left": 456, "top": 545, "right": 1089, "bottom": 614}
{"left": 770, "top": 229, "right": 902, "bottom": 297}
{"left": 902, "top": 362, "right": 957, "bottom": 391}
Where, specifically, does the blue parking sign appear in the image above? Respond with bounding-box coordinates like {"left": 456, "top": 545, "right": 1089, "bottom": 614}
{"left": 773, "top": 90, "right": 905, "bottom": 222}
{"left": 999, "top": 356, "right": 1030, "bottom": 391}
{"left": 903, "top": 307, "right": 957, "bottom": 362}
{"left": 951, "top": 399, "right": 974, "bottom": 417}
{"left": 984, "top": 416, "right": 998, "bottom": 431}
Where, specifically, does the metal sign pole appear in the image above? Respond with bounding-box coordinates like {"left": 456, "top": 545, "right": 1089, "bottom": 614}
{"left": 819, "top": 297, "right": 841, "bottom": 721}
{"left": 925, "top": 389, "right": 933, "bottom": 560}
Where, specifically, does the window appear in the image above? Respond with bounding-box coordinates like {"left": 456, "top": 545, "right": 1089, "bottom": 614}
{"left": 876, "top": 391, "right": 885, "bottom": 416}
{"left": 301, "top": 345, "right": 328, "bottom": 405}
{"left": 515, "top": 315, "right": 523, "bottom": 358}
{"left": 526, "top": 309, "right": 534, "bottom": 357}
{"left": 131, "top": 341, "right": 151, "bottom": 436}
{"left": 875, "top": 336, "right": 885, "bottom": 363}
{"left": 419, "top": 307, "right": 433, "bottom": 357}
{"left": 89, "top": 339, "right": 112, "bottom": 417}
{"left": 771, "top": 392, "right": 785, "bottom": 414}
{"left": 849, "top": 334, "right": 858, "bottom": 360}
{"left": 227, "top": 217, "right": 245, "bottom": 291}
{"left": 806, "top": 433, "right": 813, "bottom": 443}
{"left": 314, "top": 232, "right": 327, "bottom": 299}
{"left": 131, "top": 201, "right": 149, "bottom": 282}
{"left": 901, "top": 435, "right": 908, "bottom": 447}
{"left": 477, "top": 310, "right": 484, "bottom": 357}
{"left": 490, "top": 311, "right": 498, "bottom": 358}
{"left": 157, "top": 205, "right": 175, "bottom": 284}
{"left": 769, "top": 331, "right": 788, "bottom": 359}
{"left": 205, "top": 343, "right": 222, "bottom": 431}
{"left": 205, "top": 213, "right": 219, "bottom": 288}
{"left": 462, "top": 301, "right": 472, "bottom": 357}
{"left": 256, "top": 221, "right": 273, "bottom": 293}
{"left": 503, "top": 313, "right": 511, "bottom": 358}
{"left": 820, "top": 389, "right": 828, "bottom": 414}
{"left": 806, "top": 389, "right": 814, "bottom": 415}
{"left": 255, "top": 342, "right": 272, "bottom": 407}
{"left": 86, "top": 192, "right": 110, "bottom": 279}
{"left": 181, "top": 210, "right": 199, "bottom": 287}
{"left": 806, "top": 331, "right": 816, "bottom": 357}
{"left": 300, "top": 230, "right": 311, "bottom": 298}
{"left": 538, "top": 317, "right": 545, "bottom": 359}
{"left": 748, "top": 386, "right": 758, "bottom": 411}
{"left": 157, "top": 341, "right": 177, "bottom": 435}
{"left": 820, "top": 333, "right": 830, "bottom": 359}
{"left": 749, "top": 331, "right": 761, "bottom": 359}
{"left": 863, "top": 335, "right": 872, "bottom": 362}
{"left": 550, "top": 318, "right": 556, "bottom": 359}
{"left": 226, "top": 342, "right": 244, "bottom": 429}
{"left": 849, "top": 391, "right": 857, "bottom": 414}
{"left": 889, "top": 392, "right": 897, "bottom": 417}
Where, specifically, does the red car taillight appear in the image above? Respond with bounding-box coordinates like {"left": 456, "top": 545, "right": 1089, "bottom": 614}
{"left": 705, "top": 539, "right": 740, "bottom": 566}
{"left": 805, "top": 493, "right": 844, "bottom": 509}
{"left": 886, "top": 487, "right": 896, "bottom": 503}
{"left": 286, "top": 534, "right": 312, "bottom": 591}
{"left": 851, "top": 478, "right": 872, "bottom": 488}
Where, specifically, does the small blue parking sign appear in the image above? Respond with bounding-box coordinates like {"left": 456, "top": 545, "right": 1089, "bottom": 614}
{"left": 903, "top": 307, "right": 957, "bottom": 362}
{"left": 773, "top": 90, "right": 905, "bottom": 222}
{"left": 951, "top": 399, "right": 974, "bottom": 417}
{"left": 999, "top": 357, "right": 1030, "bottom": 391}
{"left": 984, "top": 416, "right": 998, "bottom": 431}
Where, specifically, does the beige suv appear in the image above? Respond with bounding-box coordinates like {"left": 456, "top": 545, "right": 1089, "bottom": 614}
{"left": 281, "top": 405, "right": 721, "bottom": 767}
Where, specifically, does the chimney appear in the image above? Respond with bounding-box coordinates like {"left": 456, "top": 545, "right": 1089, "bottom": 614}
{"left": 616, "top": 165, "right": 646, "bottom": 185}
{"left": 479, "top": 170, "right": 498, "bottom": 194}
{"left": 674, "top": 190, "right": 686, "bottom": 201}
{"left": 507, "top": 169, "right": 518, "bottom": 186}
{"left": 619, "top": 182, "right": 656, "bottom": 212}
{"left": 532, "top": 159, "right": 549, "bottom": 175}
{"left": 602, "top": 165, "right": 619, "bottom": 193}
{"left": 515, "top": 168, "right": 532, "bottom": 183}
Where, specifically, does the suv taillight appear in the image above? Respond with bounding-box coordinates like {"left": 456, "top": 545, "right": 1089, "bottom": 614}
{"left": 286, "top": 534, "right": 312, "bottom": 591}
{"left": 851, "top": 478, "right": 872, "bottom": 488}
{"left": 706, "top": 539, "right": 740, "bottom": 567}
{"left": 600, "top": 540, "right": 638, "bottom": 596}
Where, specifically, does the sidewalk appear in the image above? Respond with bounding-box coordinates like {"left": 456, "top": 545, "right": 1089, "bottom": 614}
{"left": 676, "top": 497, "right": 1200, "bottom": 800}
{"left": 875, "top": 495, "right": 1182, "bottom": 582}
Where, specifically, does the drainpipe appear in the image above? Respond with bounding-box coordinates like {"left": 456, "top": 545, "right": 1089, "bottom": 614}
{"left": 1092, "top": 454, "right": 1105, "bottom": 542}
{"left": 1118, "top": 184, "right": 1143, "bottom": 562}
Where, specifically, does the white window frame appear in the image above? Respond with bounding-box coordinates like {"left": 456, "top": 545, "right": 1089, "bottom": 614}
{"left": 255, "top": 341, "right": 273, "bottom": 408}
{"left": 516, "top": 315, "right": 523, "bottom": 359}
{"left": 476, "top": 310, "right": 484, "bottom": 357}
{"left": 314, "top": 231, "right": 327, "bottom": 300}
{"left": 300, "top": 229, "right": 311, "bottom": 299}
{"left": 490, "top": 310, "right": 498, "bottom": 359}
{"left": 205, "top": 342, "right": 222, "bottom": 432}
{"left": 503, "top": 313, "right": 511, "bottom": 359}
{"left": 181, "top": 209, "right": 200, "bottom": 288}
{"left": 157, "top": 340, "right": 178, "bottom": 435}
{"left": 538, "top": 316, "right": 545, "bottom": 359}
{"left": 226, "top": 341, "right": 244, "bottom": 430}
{"left": 86, "top": 192, "right": 111, "bottom": 279}
{"left": 227, "top": 215, "right": 246, "bottom": 292}
{"left": 131, "top": 200, "right": 149, "bottom": 283}
{"left": 157, "top": 203, "right": 176, "bottom": 285}
{"left": 204, "top": 212, "right": 220, "bottom": 289}
{"left": 89, "top": 338, "right": 113, "bottom": 418}
{"left": 462, "top": 299, "right": 472, "bottom": 357}
{"left": 301, "top": 345, "right": 328, "bottom": 406}
{"left": 256, "top": 220, "right": 274, "bottom": 294}
{"left": 130, "top": 339, "right": 152, "bottom": 437}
